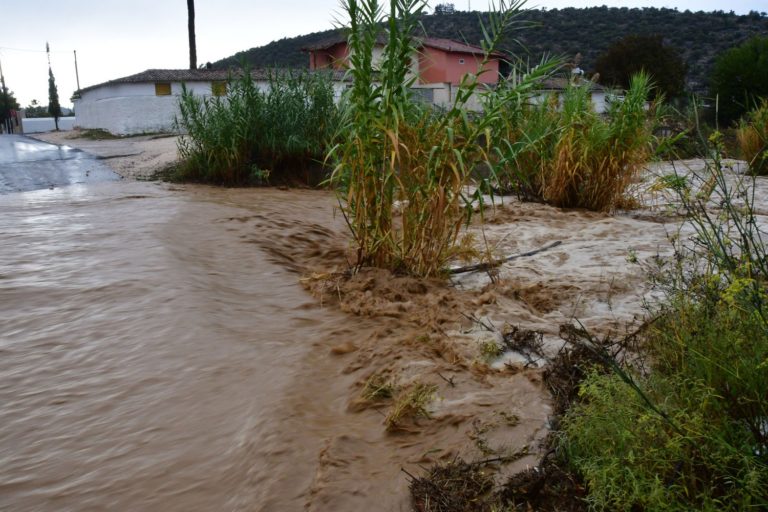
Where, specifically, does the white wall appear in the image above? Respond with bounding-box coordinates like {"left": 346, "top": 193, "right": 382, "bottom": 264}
{"left": 75, "top": 81, "right": 219, "bottom": 135}
{"left": 21, "top": 117, "right": 76, "bottom": 134}
{"left": 76, "top": 79, "right": 350, "bottom": 136}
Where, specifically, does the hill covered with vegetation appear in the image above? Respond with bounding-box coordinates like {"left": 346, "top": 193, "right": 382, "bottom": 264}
{"left": 212, "top": 6, "right": 767, "bottom": 93}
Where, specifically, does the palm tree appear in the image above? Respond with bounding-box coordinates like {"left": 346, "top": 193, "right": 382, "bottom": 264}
{"left": 187, "top": 0, "right": 197, "bottom": 69}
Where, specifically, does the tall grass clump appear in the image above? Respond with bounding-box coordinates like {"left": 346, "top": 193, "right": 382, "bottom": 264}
{"left": 737, "top": 99, "right": 768, "bottom": 175}
{"left": 175, "top": 69, "right": 338, "bottom": 185}
{"left": 560, "top": 137, "right": 768, "bottom": 510}
{"left": 329, "top": 0, "right": 546, "bottom": 276}
{"left": 493, "top": 73, "right": 656, "bottom": 211}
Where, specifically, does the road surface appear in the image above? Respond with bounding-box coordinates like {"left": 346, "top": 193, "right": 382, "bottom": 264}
{"left": 0, "top": 134, "right": 119, "bottom": 194}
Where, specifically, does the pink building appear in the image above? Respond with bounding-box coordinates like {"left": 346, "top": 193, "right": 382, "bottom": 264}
{"left": 304, "top": 35, "right": 505, "bottom": 86}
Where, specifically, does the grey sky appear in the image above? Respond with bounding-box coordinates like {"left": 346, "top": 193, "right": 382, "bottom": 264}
{"left": 2, "top": 0, "right": 764, "bottom": 109}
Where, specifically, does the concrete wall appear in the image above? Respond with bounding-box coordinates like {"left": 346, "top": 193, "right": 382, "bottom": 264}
{"left": 75, "top": 81, "right": 218, "bottom": 135}
{"left": 21, "top": 117, "right": 76, "bottom": 134}
{"left": 75, "top": 79, "right": 349, "bottom": 136}
{"left": 411, "top": 82, "right": 485, "bottom": 112}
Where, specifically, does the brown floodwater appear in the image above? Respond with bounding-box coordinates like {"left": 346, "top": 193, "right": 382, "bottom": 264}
{"left": 0, "top": 182, "right": 550, "bottom": 511}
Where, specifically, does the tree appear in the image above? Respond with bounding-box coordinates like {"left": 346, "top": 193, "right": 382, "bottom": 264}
{"left": 593, "top": 34, "right": 687, "bottom": 99}
{"left": 710, "top": 36, "right": 768, "bottom": 124}
{"left": 187, "top": 0, "right": 197, "bottom": 70}
{"left": 434, "top": 3, "right": 455, "bottom": 15}
{"left": 25, "top": 99, "right": 49, "bottom": 118}
{"left": 46, "top": 43, "right": 62, "bottom": 130}
{"left": 0, "top": 85, "right": 20, "bottom": 133}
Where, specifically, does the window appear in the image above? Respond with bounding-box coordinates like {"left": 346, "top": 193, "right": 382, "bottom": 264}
{"left": 155, "top": 83, "right": 172, "bottom": 96}
{"left": 212, "top": 81, "right": 227, "bottom": 97}
{"left": 459, "top": 58, "right": 465, "bottom": 64}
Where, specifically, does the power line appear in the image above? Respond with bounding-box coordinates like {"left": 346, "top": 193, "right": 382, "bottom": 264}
{"left": 0, "top": 46, "right": 72, "bottom": 54}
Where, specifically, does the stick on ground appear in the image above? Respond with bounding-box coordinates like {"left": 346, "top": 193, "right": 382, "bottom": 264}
{"left": 449, "top": 240, "right": 563, "bottom": 275}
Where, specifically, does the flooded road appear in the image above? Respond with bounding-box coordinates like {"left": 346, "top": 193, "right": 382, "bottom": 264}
{"left": 0, "top": 135, "right": 119, "bottom": 194}
{"left": 0, "top": 180, "right": 550, "bottom": 511}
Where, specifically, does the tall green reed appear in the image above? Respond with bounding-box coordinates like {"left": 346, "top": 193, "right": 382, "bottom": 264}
{"left": 329, "top": 0, "right": 544, "bottom": 276}
{"left": 175, "top": 69, "right": 338, "bottom": 185}
{"left": 737, "top": 99, "right": 768, "bottom": 176}
{"left": 492, "top": 73, "right": 656, "bottom": 211}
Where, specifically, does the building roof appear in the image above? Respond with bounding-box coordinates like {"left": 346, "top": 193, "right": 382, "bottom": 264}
{"left": 419, "top": 38, "right": 504, "bottom": 58}
{"left": 303, "top": 33, "right": 506, "bottom": 58}
{"left": 78, "top": 68, "right": 348, "bottom": 93}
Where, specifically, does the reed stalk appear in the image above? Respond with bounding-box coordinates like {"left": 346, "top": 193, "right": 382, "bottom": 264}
{"left": 329, "top": 0, "right": 540, "bottom": 276}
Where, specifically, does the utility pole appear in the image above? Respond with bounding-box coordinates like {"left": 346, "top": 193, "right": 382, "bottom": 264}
{"left": 73, "top": 50, "right": 81, "bottom": 92}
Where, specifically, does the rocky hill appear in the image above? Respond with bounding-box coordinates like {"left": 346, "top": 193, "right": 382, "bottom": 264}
{"left": 212, "top": 7, "right": 768, "bottom": 93}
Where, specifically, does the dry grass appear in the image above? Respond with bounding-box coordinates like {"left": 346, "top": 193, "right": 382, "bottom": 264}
{"left": 385, "top": 382, "right": 437, "bottom": 431}
{"left": 737, "top": 99, "right": 768, "bottom": 176}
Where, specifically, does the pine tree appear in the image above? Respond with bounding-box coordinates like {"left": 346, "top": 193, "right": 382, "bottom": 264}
{"left": 46, "top": 43, "right": 62, "bottom": 131}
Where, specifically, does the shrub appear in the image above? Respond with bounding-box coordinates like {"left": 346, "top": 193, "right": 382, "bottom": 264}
{"left": 737, "top": 100, "right": 768, "bottom": 175}
{"left": 175, "top": 69, "right": 339, "bottom": 185}
{"left": 710, "top": 36, "right": 768, "bottom": 125}
{"left": 560, "top": 144, "right": 768, "bottom": 510}
{"left": 594, "top": 34, "right": 687, "bottom": 99}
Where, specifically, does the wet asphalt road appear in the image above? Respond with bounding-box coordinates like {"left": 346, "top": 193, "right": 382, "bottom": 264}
{"left": 0, "top": 135, "right": 119, "bottom": 194}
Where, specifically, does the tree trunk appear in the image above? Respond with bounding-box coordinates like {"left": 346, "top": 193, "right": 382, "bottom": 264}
{"left": 187, "top": 0, "right": 197, "bottom": 70}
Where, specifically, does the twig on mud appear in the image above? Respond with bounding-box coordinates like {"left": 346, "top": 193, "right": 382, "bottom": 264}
{"left": 449, "top": 241, "right": 563, "bottom": 275}
{"left": 437, "top": 372, "right": 455, "bottom": 387}
{"left": 461, "top": 312, "right": 496, "bottom": 332}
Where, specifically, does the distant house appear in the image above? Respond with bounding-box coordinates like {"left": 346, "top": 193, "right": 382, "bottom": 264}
{"left": 304, "top": 34, "right": 506, "bottom": 110}
{"left": 538, "top": 77, "right": 609, "bottom": 114}
{"left": 74, "top": 68, "right": 348, "bottom": 136}
{"left": 305, "top": 35, "right": 505, "bottom": 86}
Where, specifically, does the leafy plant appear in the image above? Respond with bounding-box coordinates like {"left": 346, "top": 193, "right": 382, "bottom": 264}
{"left": 594, "top": 34, "right": 687, "bottom": 99}
{"left": 385, "top": 382, "right": 437, "bottom": 430}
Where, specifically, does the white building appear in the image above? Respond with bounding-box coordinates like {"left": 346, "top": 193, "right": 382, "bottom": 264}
{"left": 74, "top": 68, "right": 348, "bottom": 136}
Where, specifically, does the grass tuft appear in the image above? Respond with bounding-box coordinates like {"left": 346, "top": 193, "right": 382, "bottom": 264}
{"left": 385, "top": 382, "right": 437, "bottom": 430}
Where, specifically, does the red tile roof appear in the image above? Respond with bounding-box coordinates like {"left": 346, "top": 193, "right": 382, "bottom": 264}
{"left": 78, "top": 68, "right": 348, "bottom": 93}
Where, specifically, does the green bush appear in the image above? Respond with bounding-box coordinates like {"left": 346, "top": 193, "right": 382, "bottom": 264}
{"left": 560, "top": 147, "right": 768, "bottom": 510}
{"left": 175, "top": 69, "right": 339, "bottom": 185}
{"left": 710, "top": 36, "right": 768, "bottom": 125}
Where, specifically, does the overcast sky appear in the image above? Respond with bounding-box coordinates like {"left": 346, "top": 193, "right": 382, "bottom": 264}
{"left": 1, "top": 0, "right": 764, "bottom": 109}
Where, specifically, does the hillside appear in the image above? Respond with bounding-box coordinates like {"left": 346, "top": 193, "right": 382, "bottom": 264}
{"left": 212, "top": 7, "right": 768, "bottom": 93}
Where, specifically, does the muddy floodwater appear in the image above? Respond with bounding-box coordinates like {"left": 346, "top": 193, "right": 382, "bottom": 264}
{"left": 0, "top": 181, "right": 551, "bottom": 511}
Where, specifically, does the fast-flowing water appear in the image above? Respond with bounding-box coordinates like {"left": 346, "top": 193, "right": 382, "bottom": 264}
{"left": 0, "top": 181, "right": 550, "bottom": 511}
{"left": 0, "top": 182, "right": 357, "bottom": 511}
